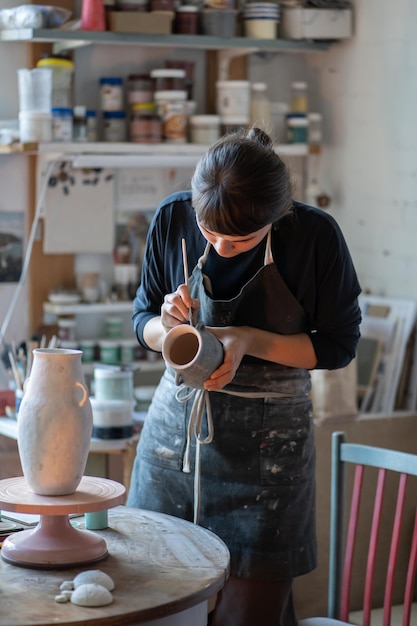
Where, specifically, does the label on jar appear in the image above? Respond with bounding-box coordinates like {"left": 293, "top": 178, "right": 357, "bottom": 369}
{"left": 156, "top": 100, "right": 187, "bottom": 142}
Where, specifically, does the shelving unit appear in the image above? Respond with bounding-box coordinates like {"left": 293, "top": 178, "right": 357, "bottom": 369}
{"left": 43, "top": 300, "right": 133, "bottom": 316}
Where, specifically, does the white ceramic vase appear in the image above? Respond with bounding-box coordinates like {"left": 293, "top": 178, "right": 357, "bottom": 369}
{"left": 17, "top": 348, "right": 93, "bottom": 496}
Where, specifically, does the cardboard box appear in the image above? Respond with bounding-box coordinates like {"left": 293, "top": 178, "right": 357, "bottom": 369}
{"left": 108, "top": 11, "right": 174, "bottom": 35}
{"left": 280, "top": 8, "right": 353, "bottom": 40}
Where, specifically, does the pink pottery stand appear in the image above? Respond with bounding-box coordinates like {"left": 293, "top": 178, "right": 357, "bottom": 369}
{"left": 0, "top": 476, "right": 125, "bottom": 568}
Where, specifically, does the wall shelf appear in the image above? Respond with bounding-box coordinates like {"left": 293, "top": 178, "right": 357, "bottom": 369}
{"left": 43, "top": 301, "right": 133, "bottom": 315}
{"left": 0, "top": 28, "right": 331, "bottom": 54}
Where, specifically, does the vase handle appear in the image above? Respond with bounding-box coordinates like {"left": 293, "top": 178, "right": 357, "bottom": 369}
{"left": 75, "top": 381, "right": 89, "bottom": 407}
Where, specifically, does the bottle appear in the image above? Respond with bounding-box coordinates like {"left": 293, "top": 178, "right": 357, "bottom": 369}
{"left": 308, "top": 112, "right": 323, "bottom": 154}
{"left": 290, "top": 81, "right": 308, "bottom": 114}
{"left": 73, "top": 105, "right": 88, "bottom": 142}
{"left": 130, "top": 103, "right": 162, "bottom": 144}
{"left": 250, "top": 82, "right": 271, "bottom": 129}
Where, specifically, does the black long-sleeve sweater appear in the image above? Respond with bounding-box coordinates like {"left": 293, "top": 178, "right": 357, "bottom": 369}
{"left": 132, "top": 191, "right": 362, "bottom": 370}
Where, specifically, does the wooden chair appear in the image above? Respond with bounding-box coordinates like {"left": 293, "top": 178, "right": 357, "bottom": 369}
{"left": 299, "top": 431, "right": 417, "bottom": 626}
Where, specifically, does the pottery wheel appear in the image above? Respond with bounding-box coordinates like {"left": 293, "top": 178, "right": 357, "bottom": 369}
{"left": 0, "top": 476, "right": 126, "bottom": 569}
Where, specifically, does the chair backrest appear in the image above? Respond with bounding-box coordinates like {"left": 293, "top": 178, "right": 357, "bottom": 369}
{"left": 328, "top": 431, "right": 417, "bottom": 626}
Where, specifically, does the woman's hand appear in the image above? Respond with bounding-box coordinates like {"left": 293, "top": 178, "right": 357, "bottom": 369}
{"left": 203, "top": 326, "right": 249, "bottom": 391}
{"left": 161, "top": 284, "right": 200, "bottom": 332}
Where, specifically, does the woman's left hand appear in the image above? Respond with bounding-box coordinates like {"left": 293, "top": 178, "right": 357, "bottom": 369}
{"left": 203, "top": 326, "right": 249, "bottom": 391}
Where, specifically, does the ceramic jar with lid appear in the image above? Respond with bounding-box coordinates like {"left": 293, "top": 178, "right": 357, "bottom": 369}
{"left": 190, "top": 115, "right": 221, "bottom": 144}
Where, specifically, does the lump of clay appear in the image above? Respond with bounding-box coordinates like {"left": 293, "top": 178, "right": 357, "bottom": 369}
{"left": 73, "top": 569, "right": 115, "bottom": 591}
{"left": 71, "top": 583, "right": 113, "bottom": 607}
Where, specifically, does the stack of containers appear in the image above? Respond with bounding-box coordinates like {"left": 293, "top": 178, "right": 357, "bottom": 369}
{"left": 286, "top": 80, "right": 308, "bottom": 144}
{"left": 242, "top": 2, "right": 281, "bottom": 39}
{"left": 99, "top": 76, "right": 126, "bottom": 141}
{"left": 18, "top": 67, "right": 53, "bottom": 142}
{"left": 36, "top": 56, "right": 74, "bottom": 142}
{"left": 151, "top": 68, "right": 188, "bottom": 143}
{"left": 127, "top": 73, "right": 162, "bottom": 143}
{"left": 90, "top": 365, "right": 135, "bottom": 440}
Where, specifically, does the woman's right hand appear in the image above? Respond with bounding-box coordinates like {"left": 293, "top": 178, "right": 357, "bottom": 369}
{"left": 161, "top": 284, "right": 200, "bottom": 332}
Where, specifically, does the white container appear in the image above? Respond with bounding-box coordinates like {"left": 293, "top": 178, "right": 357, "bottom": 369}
{"left": 90, "top": 397, "right": 134, "bottom": 439}
{"left": 243, "top": 17, "right": 278, "bottom": 39}
{"left": 18, "top": 67, "right": 52, "bottom": 112}
{"left": 94, "top": 366, "right": 134, "bottom": 401}
{"left": 280, "top": 7, "right": 352, "bottom": 40}
{"left": 19, "top": 110, "right": 52, "bottom": 142}
{"left": 51, "top": 107, "right": 73, "bottom": 141}
{"left": 154, "top": 90, "right": 188, "bottom": 143}
{"left": 99, "top": 77, "right": 124, "bottom": 111}
{"left": 57, "top": 317, "right": 76, "bottom": 342}
{"left": 216, "top": 80, "right": 251, "bottom": 124}
{"left": 190, "top": 115, "right": 221, "bottom": 144}
{"left": 36, "top": 57, "right": 74, "bottom": 109}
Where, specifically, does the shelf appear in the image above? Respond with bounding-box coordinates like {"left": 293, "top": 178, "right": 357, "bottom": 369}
{"left": 43, "top": 301, "right": 133, "bottom": 315}
{"left": 0, "top": 28, "right": 331, "bottom": 54}
{"left": 3, "top": 141, "right": 308, "bottom": 164}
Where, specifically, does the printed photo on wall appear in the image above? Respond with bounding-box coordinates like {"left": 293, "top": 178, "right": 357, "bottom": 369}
{"left": 0, "top": 211, "right": 24, "bottom": 283}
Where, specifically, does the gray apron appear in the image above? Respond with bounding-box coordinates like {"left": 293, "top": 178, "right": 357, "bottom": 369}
{"left": 127, "top": 230, "right": 317, "bottom": 581}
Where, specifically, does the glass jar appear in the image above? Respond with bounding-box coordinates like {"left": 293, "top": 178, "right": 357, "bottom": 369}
{"left": 154, "top": 90, "right": 188, "bottom": 143}
{"left": 127, "top": 74, "right": 153, "bottom": 106}
{"left": 130, "top": 103, "right": 162, "bottom": 143}
{"left": 250, "top": 82, "right": 271, "bottom": 128}
{"left": 86, "top": 109, "right": 98, "bottom": 142}
{"left": 99, "top": 77, "right": 124, "bottom": 111}
{"left": 151, "top": 69, "right": 186, "bottom": 93}
{"left": 103, "top": 111, "right": 127, "bottom": 141}
{"left": 290, "top": 81, "right": 308, "bottom": 114}
{"left": 73, "top": 105, "right": 88, "bottom": 142}
{"left": 51, "top": 107, "right": 73, "bottom": 141}
{"left": 308, "top": 112, "right": 323, "bottom": 154}
{"left": 175, "top": 6, "right": 200, "bottom": 34}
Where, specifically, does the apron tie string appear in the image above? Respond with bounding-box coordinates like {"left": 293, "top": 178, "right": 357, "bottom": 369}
{"left": 175, "top": 384, "right": 214, "bottom": 524}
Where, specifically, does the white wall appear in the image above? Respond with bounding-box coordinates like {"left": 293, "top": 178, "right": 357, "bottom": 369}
{"left": 0, "top": 0, "right": 416, "bottom": 347}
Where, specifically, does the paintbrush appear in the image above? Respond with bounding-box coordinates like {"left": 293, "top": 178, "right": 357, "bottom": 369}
{"left": 181, "top": 238, "right": 193, "bottom": 326}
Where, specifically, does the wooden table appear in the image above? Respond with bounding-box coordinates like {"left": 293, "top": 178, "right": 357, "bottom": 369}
{"left": 0, "top": 505, "right": 230, "bottom": 626}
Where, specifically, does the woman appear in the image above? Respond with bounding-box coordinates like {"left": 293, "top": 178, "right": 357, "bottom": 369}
{"left": 127, "top": 127, "right": 361, "bottom": 626}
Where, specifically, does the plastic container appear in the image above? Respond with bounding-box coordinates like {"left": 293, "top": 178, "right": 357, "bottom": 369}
{"left": 287, "top": 114, "right": 308, "bottom": 143}
{"left": 120, "top": 338, "right": 138, "bottom": 363}
{"left": 290, "top": 81, "right": 308, "bottom": 114}
{"left": 130, "top": 103, "right": 162, "bottom": 143}
{"left": 100, "top": 77, "right": 124, "bottom": 111}
{"left": 104, "top": 315, "right": 124, "bottom": 339}
{"left": 19, "top": 110, "right": 52, "bottom": 142}
{"left": 175, "top": 6, "right": 199, "bottom": 34}
{"left": 51, "top": 107, "right": 73, "bottom": 141}
{"left": 94, "top": 366, "right": 134, "bottom": 400}
{"left": 151, "top": 69, "right": 186, "bottom": 92}
{"left": 250, "top": 82, "right": 271, "bottom": 128}
{"left": 127, "top": 74, "right": 153, "bottom": 105}
{"left": 17, "top": 68, "right": 52, "bottom": 113}
{"left": 73, "top": 105, "right": 88, "bottom": 142}
{"left": 201, "top": 9, "right": 237, "bottom": 37}
{"left": 57, "top": 318, "right": 76, "bottom": 342}
{"left": 103, "top": 111, "right": 126, "bottom": 142}
{"left": 36, "top": 57, "right": 74, "bottom": 108}
{"left": 243, "top": 17, "right": 278, "bottom": 39}
{"left": 79, "top": 339, "right": 96, "bottom": 363}
{"left": 90, "top": 397, "right": 134, "bottom": 439}
{"left": 154, "top": 90, "right": 188, "bottom": 143}
{"left": 216, "top": 80, "right": 251, "bottom": 125}
{"left": 98, "top": 339, "right": 121, "bottom": 364}
{"left": 190, "top": 115, "right": 221, "bottom": 144}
